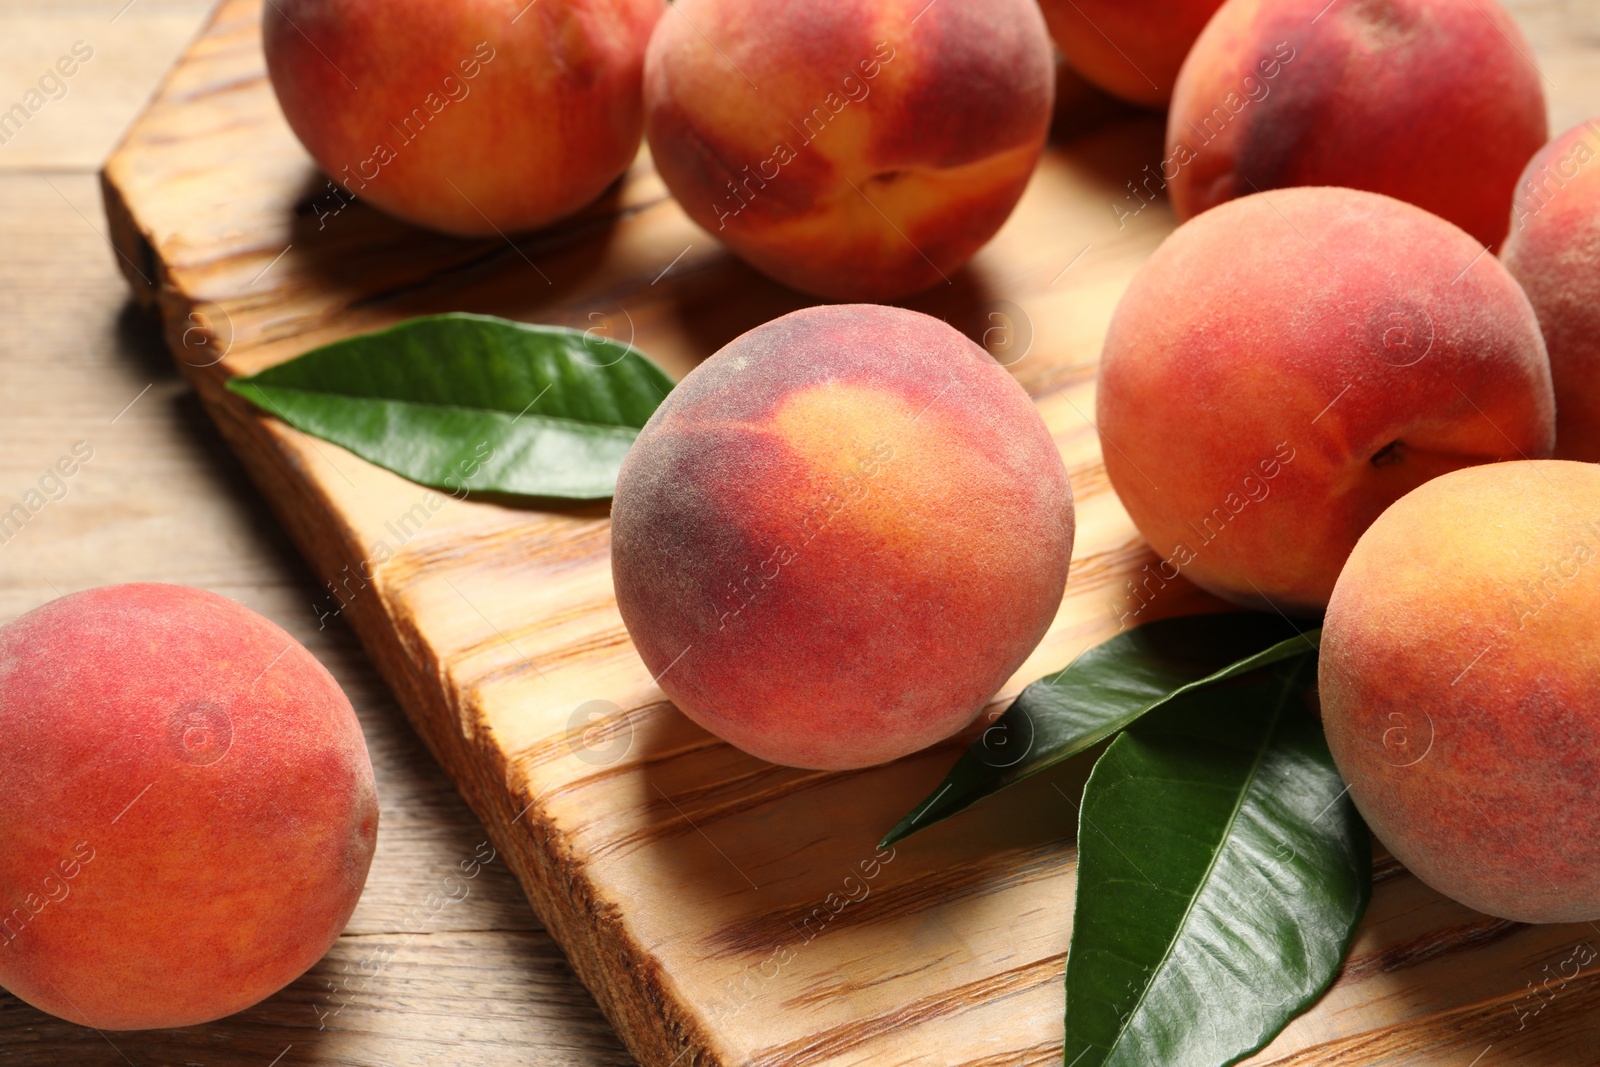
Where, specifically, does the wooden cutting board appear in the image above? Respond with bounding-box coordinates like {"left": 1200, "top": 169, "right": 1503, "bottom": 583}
{"left": 100, "top": 2, "right": 1600, "bottom": 1063}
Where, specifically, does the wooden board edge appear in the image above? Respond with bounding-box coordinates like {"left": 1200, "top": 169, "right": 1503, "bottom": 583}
{"left": 100, "top": 168, "right": 162, "bottom": 314}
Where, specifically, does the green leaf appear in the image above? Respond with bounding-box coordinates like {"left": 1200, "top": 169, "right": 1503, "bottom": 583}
{"left": 225, "top": 312, "right": 675, "bottom": 500}
{"left": 1063, "top": 657, "right": 1370, "bottom": 1067}
{"left": 880, "top": 615, "right": 1319, "bottom": 848}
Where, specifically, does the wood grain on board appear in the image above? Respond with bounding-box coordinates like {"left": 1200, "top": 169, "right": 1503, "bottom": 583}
{"left": 98, "top": 1, "right": 1600, "bottom": 1064}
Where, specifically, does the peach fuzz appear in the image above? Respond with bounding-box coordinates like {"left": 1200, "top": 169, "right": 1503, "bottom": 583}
{"left": 1096, "top": 187, "right": 1553, "bottom": 614}
{"left": 642, "top": 0, "right": 1054, "bottom": 301}
{"left": 1165, "top": 0, "right": 1547, "bottom": 250}
{"left": 1037, "top": 0, "right": 1225, "bottom": 107}
{"left": 264, "top": 0, "right": 664, "bottom": 235}
{"left": 610, "top": 305, "right": 1074, "bottom": 770}
{"left": 0, "top": 584, "right": 378, "bottom": 1029}
{"left": 1321, "top": 461, "right": 1600, "bottom": 923}
{"left": 1501, "top": 119, "right": 1600, "bottom": 461}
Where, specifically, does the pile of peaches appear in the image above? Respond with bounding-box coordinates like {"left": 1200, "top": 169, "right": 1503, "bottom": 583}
{"left": 326, "top": 0, "right": 1594, "bottom": 927}
{"left": 2, "top": 0, "right": 1598, "bottom": 1040}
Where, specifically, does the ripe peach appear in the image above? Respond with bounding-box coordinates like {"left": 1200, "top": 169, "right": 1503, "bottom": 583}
{"left": 264, "top": 0, "right": 664, "bottom": 235}
{"left": 611, "top": 304, "right": 1074, "bottom": 769}
{"left": 1165, "top": 0, "right": 1547, "bottom": 250}
{"left": 1037, "top": 0, "right": 1224, "bottom": 107}
{"left": 1096, "top": 187, "right": 1554, "bottom": 614}
{"left": 1501, "top": 120, "right": 1600, "bottom": 461}
{"left": 642, "top": 0, "right": 1054, "bottom": 300}
{"left": 1322, "top": 461, "right": 1600, "bottom": 923}
{"left": 0, "top": 584, "right": 378, "bottom": 1029}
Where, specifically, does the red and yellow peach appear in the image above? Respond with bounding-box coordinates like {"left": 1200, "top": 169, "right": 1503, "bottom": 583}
{"left": 1322, "top": 461, "right": 1600, "bottom": 923}
{"left": 264, "top": 0, "right": 665, "bottom": 235}
{"left": 1166, "top": 0, "right": 1547, "bottom": 250}
{"left": 1037, "top": 0, "right": 1225, "bottom": 107}
{"left": 611, "top": 304, "right": 1074, "bottom": 769}
{"left": 1096, "top": 186, "right": 1554, "bottom": 613}
{"left": 642, "top": 0, "right": 1054, "bottom": 300}
{"left": 1501, "top": 119, "right": 1600, "bottom": 461}
{"left": 0, "top": 584, "right": 378, "bottom": 1029}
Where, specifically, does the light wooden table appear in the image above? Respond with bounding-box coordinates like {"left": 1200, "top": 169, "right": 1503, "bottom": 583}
{"left": 0, "top": 2, "right": 630, "bottom": 1063}
{"left": 2, "top": 2, "right": 1596, "bottom": 1066}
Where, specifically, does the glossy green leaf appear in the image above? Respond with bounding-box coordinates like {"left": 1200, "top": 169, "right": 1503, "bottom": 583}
{"left": 226, "top": 312, "right": 675, "bottom": 500}
{"left": 1063, "top": 657, "right": 1370, "bottom": 1067}
{"left": 881, "top": 615, "right": 1320, "bottom": 848}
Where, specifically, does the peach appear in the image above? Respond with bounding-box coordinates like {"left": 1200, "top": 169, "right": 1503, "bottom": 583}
{"left": 642, "top": 0, "right": 1054, "bottom": 300}
{"left": 1321, "top": 461, "right": 1600, "bottom": 923}
{"left": 0, "top": 584, "right": 378, "bottom": 1029}
{"left": 610, "top": 305, "right": 1074, "bottom": 770}
{"left": 1501, "top": 120, "right": 1600, "bottom": 461}
{"left": 1165, "top": 0, "right": 1547, "bottom": 250}
{"left": 1038, "top": 0, "right": 1225, "bottom": 107}
{"left": 264, "top": 0, "right": 664, "bottom": 235}
{"left": 1096, "top": 187, "right": 1554, "bottom": 614}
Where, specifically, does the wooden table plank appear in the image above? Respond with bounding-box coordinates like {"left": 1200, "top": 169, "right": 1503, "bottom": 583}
{"left": 0, "top": 1, "right": 219, "bottom": 172}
